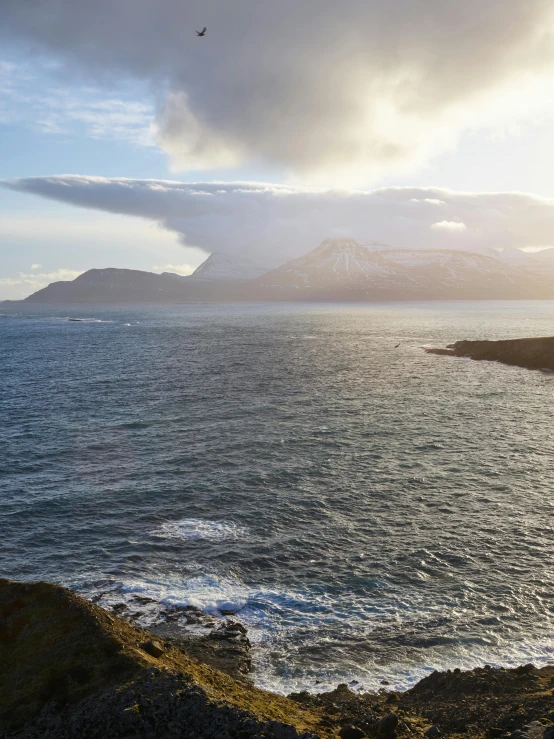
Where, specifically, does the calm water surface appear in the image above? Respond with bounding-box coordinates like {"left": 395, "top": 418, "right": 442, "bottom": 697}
{"left": 1, "top": 301, "right": 554, "bottom": 693}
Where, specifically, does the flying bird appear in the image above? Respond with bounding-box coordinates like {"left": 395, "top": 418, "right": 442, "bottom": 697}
{"left": 196, "top": 27, "right": 207, "bottom": 36}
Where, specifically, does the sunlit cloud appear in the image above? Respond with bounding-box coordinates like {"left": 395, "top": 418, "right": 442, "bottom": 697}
{"left": 0, "top": 268, "right": 83, "bottom": 290}
{"left": 3, "top": 1, "right": 554, "bottom": 182}
{"left": 431, "top": 220, "right": 467, "bottom": 232}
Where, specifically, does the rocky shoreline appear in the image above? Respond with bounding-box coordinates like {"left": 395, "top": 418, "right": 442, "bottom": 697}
{"left": 88, "top": 589, "right": 253, "bottom": 681}
{"left": 425, "top": 337, "right": 554, "bottom": 371}
{"left": 3, "top": 578, "right": 554, "bottom": 739}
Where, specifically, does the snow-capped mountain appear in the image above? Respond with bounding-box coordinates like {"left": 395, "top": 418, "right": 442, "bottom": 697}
{"left": 187, "top": 253, "right": 279, "bottom": 281}
{"left": 255, "top": 238, "right": 554, "bottom": 299}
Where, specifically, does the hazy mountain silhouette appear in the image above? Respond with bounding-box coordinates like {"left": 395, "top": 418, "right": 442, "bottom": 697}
{"left": 253, "top": 238, "right": 554, "bottom": 300}
{"left": 17, "top": 239, "right": 554, "bottom": 303}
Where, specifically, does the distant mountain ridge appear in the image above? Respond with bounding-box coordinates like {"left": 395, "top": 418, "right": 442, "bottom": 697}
{"left": 23, "top": 268, "right": 241, "bottom": 303}
{"left": 254, "top": 238, "right": 553, "bottom": 300}
{"left": 16, "top": 238, "right": 554, "bottom": 303}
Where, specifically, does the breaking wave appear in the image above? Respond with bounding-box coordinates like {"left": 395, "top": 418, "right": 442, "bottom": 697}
{"left": 153, "top": 518, "right": 248, "bottom": 542}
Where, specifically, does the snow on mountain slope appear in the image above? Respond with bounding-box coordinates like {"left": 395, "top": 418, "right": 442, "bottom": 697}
{"left": 258, "top": 238, "right": 391, "bottom": 286}
{"left": 256, "top": 238, "right": 553, "bottom": 299}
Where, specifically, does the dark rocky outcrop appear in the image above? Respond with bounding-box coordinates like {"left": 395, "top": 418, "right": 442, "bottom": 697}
{"left": 3, "top": 669, "right": 321, "bottom": 739}
{"left": 399, "top": 664, "right": 554, "bottom": 737}
{"left": 291, "top": 665, "right": 554, "bottom": 739}
{"left": 4, "top": 578, "right": 554, "bottom": 739}
{"left": 89, "top": 590, "right": 253, "bottom": 680}
{"left": 425, "top": 337, "right": 554, "bottom": 371}
{"left": 0, "top": 579, "right": 323, "bottom": 738}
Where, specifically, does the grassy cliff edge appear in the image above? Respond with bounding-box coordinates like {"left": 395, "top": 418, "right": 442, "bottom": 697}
{"left": 2, "top": 578, "right": 554, "bottom": 739}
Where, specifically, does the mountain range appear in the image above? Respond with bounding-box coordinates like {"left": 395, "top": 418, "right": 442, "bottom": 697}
{"left": 16, "top": 238, "right": 554, "bottom": 303}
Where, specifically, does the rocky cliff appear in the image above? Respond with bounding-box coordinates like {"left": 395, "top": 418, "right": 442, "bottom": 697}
{"left": 0, "top": 578, "right": 323, "bottom": 738}
{"left": 2, "top": 578, "right": 554, "bottom": 739}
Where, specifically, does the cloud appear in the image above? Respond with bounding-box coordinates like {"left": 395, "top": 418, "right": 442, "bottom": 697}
{"left": 0, "top": 205, "right": 204, "bottom": 298}
{"left": 2, "top": 1, "right": 554, "bottom": 181}
{"left": 431, "top": 220, "right": 467, "bottom": 232}
{"left": 0, "top": 268, "right": 83, "bottom": 292}
{"left": 7, "top": 175, "right": 554, "bottom": 263}
{"left": 152, "top": 263, "right": 195, "bottom": 275}
{"left": 0, "top": 56, "right": 156, "bottom": 146}
{"left": 0, "top": 210, "right": 184, "bottom": 249}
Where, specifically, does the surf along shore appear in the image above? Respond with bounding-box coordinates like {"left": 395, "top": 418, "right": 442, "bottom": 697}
{"left": 2, "top": 579, "right": 554, "bottom": 739}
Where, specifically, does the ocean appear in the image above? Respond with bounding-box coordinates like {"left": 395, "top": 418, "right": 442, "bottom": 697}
{"left": 1, "top": 300, "right": 554, "bottom": 695}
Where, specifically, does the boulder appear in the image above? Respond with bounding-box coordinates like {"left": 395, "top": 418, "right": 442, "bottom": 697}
{"left": 425, "top": 726, "right": 441, "bottom": 738}
{"left": 378, "top": 713, "right": 399, "bottom": 738}
{"left": 141, "top": 640, "right": 164, "bottom": 658}
{"left": 339, "top": 726, "right": 367, "bottom": 739}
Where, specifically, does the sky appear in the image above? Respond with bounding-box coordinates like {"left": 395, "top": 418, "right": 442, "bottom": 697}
{"left": 3, "top": 0, "right": 554, "bottom": 298}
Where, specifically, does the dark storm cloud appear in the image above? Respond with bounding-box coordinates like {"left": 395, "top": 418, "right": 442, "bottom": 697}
{"left": 2, "top": 1, "right": 554, "bottom": 179}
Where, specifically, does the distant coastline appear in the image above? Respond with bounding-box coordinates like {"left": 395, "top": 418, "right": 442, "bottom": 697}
{"left": 4, "top": 239, "right": 554, "bottom": 304}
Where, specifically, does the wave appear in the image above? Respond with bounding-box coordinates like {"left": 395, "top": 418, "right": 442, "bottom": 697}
{"left": 152, "top": 518, "right": 248, "bottom": 542}
{"left": 80, "top": 571, "right": 554, "bottom": 697}
{"left": 71, "top": 319, "right": 116, "bottom": 323}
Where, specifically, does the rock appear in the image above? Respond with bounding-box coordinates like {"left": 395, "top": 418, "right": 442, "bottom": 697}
{"left": 425, "top": 726, "right": 441, "bottom": 738}
{"left": 209, "top": 623, "right": 248, "bottom": 641}
{"left": 514, "top": 664, "right": 536, "bottom": 676}
{"left": 488, "top": 728, "right": 504, "bottom": 738}
{"left": 381, "top": 680, "right": 391, "bottom": 686}
{"left": 266, "top": 720, "right": 300, "bottom": 739}
{"left": 141, "top": 640, "right": 164, "bottom": 658}
{"left": 339, "top": 726, "right": 367, "bottom": 739}
{"left": 424, "top": 338, "right": 554, "bottom": 372}
{"left": 544, "top": 728, "right": 554, "bottom": 739}
{"left": 121, "top": 704, "right": 140, "bottom": 728}
{"left": 378, "top": 713, "right": 399, "bottom": 738}
{"left": 511, "top": 722, "right": 546, "bottom": 739}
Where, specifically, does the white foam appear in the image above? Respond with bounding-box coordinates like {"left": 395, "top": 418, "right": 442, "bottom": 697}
{"left": 67, "top": 318, "right": 115, "bottom": 323}
{"left": 81, "top": 570, "right": 554, "bottom": 696}
{"left": 153, "top": 518, "right": 248, "bottom": 542}
{"left": 89, "top": 573, "right": 251, "bottom": 616}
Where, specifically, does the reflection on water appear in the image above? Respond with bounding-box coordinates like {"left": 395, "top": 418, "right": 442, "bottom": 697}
{"left": 1, "top": 301, "right": 554, "bottom": 693}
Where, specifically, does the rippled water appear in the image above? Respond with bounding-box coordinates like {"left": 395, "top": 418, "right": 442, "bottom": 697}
{"left": 1, "top": 301, "right": 554, "bottom": 694}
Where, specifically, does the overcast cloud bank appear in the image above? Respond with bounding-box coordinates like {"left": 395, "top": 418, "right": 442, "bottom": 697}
{"left": 6, "top": 176, "right": 554, "bottom": 262}
{"left": 3, "top": 0, "right": 554, "bottom": 181}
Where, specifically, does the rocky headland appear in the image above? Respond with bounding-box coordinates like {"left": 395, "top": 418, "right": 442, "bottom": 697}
{"left": 2, "top": 578, "right": 554, "bottom": 739}
{"left": 425, "top": 337, "right": 554, "bottom": 371}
